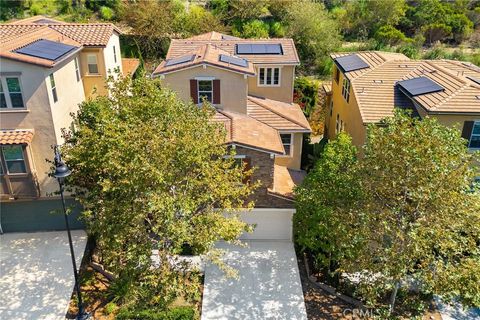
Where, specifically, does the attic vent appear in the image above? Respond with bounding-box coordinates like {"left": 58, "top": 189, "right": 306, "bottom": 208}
{"left": 373, "top": 80, "right": 383, "bottom": 84}
{"left": 398, "top": 64, "right": 409, "bottom": 68}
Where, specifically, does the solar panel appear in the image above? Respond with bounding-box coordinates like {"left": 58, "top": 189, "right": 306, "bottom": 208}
{"left": 397, "top": 77, "right": 444, "bottom": 96}
{"left": 467, "top": 76, "right": 480, "bottom": 86}
{"left": 219, "top": 54, "right": 248, "bottom": 67}
{"left": 236, "top": 44, "right": 283, "bottom": 55}
{"left": 334, "top": 54, "right": 370, "bottom": 72}
{"left": 164, "top": 55, "right": 195, "bottom": 67}
{"left": 15, "top": 39, "right": 78, "bottom": 61}
{"left": 33, "top": 18, "right": 59, "bottom": 24}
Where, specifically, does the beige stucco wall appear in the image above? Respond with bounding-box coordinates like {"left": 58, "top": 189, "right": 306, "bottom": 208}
{"left": 161, "top": 65, "right": 249, "bottom": 114}
{"left": 104, "top": 33, "right": 123, "bottom": 79}
{"left": 79, "top": 48, "right": 108, "bottom": 98}
{"left": 247, "top": 65, "right": 295, "bottom": 103}
{"left": 326, "top": 66, "right": 367, "bottom": 148}
{"left": 274, "top": 132, "right": 303, "bottom": 170}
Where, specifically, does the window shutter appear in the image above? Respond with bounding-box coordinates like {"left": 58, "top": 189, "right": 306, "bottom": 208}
{"left": 242, "top": 157, "right": 251, "bottom": 184}
{"left": 461, "top": 121, "right": 474, "bottom": 143}
{"left": 213, "top": 79, "right": 221, "bottom": 104}
{"left": 190, "top": 79, "right": 198, "bottom": 103}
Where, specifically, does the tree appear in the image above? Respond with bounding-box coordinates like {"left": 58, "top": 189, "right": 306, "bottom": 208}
{"left": 295, "top": 111, "right": 480, "bottom": 315}
{"left": 233, "top": 19, "right": 269, "bottom": 38}
{"left": 62, "top": 75, "right": 256, "bottom": 309}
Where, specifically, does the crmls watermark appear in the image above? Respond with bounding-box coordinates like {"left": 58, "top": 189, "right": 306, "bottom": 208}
{"left": 342, "top": 308, "right": 378, "bottom": 319}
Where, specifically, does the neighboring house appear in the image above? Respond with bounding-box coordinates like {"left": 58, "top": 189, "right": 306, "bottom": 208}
{"left": 325, "top": 51, "right": 480, "bottom": 151}
{"left": 153, "top": 32, "right": 311, "bottom": 207}
{"left": 0, "top": 16, "right": 139, "bottom": 232}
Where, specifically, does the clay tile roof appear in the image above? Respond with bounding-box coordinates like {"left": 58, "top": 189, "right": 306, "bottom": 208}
{"left": 268, "top": 164, "right": 306, "bottom": 199}
{"left": 212, "top": 110, "right": 285, "bottom": 154}
{"left": 121, "top": 58, "right": 140, "bottom": 75}
{"left": 153, "top": 43, "right": 256, "bottom": 76}
{"left": 49, "top": 23, "right": 120, "bottom": 46}
{"left": 165, "top": 33, "right": 299, "bottom": 65}
{"left": 0, "top": 129, "right": 34, "bottom": 145}
{"left": 247, "top": 96, "right": 311, "bottom": 132}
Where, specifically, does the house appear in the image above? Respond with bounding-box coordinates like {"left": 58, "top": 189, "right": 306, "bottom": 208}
{"left": 152, "top": 32, "right": 311, "bottom": 207}
{"left": 0, "top": 16, "right": 139, "bottom": 232}
{"left": 325, "top": 51, "right": 480, "bottom": 150}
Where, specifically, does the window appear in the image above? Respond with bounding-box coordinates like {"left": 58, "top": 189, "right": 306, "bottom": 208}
{"left": 334, "top": 66, "right": 340, "bottom": 83}
{"left": 49, "top": 73, "right": 57, "bottom": 103}
{"left": 258, "top": 67, "right": 280, "bottom": 86}
{"left": 197, "top": 80, "right": 213, "bottom": 103}
{"left": 330, "top": 100, "right": 333, "bottom": 117}
{"left": 0, "top": 77, "right": 24, "bottom": 109}
{"left": 280, "top": 133, "right": 292, "bottom": 156}
{"left": 87, "top": 54, "right": 99, "bottom": 74}
{"left": 1, "top": 145, "right": 27, "bottom": 174}
{"left": 74, "top": 57, "right": 81, "bottom": 82}
{"left": 469, "top": 121, "right": 480, "bottom": 149}
{"left": 336, "top": 114, "right": 340, "bottom": 134}
{"left": 113, "top": 45, "right": 117, "bottom": 63}
{"left": 342, "top": 78, "right": 350, "bottom": 102}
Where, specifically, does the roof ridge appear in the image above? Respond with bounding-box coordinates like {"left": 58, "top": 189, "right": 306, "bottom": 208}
{"left": 216, "top": 109, "right": 234, "bottom": 140}
{"left": 247, "top": 96, "right": 309, "bottom": 130}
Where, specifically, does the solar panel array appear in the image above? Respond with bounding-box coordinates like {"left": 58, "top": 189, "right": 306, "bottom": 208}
{"left": 467, "top": 76, "right": 480, "bottom": 86}
{"left": 335, "top": 54, "right": 370, "bottom": 72}
{"left": 15, "top": 39, "right": 78, "bottom": 61}
{"left": 397, "top": 76, "right": 444, "bottom": 96}
{"left": 219, "top": 54, "right": 248, "bottom": 67}
{"left": 164, "top": 55, "right": 195, "bottom": 67}
{"left": 236, "top": 44, "right": 283, "bottom": 55}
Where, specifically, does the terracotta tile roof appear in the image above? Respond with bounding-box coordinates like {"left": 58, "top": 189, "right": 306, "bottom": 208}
{"left": 166, "top": 34, "right": 300, "bottom": 65}
{"left": 0, "top": 129, "right": 34, "bottom": 145}
{"left": 121, "top": 58, "right": 140, "bottom": 75}
{"left": 333, "top": 51, "right": 480, "bottom": 123}
{"left": 153, "top": 43, "right": 256, "bottom": 76}
{"left": 247, "top": 96, "right": 311, "bottom": 131}
{"left": 268, "top": 164, "right": 306, "bottom": 199}
{"left": 49, "top": 23, "right": 120, "bottom": 46}
{"left": 185, "top": 31, "right": 240, "bottom": 41}
{"left": 212, "top": 110, "right": 285, "bottom": 154}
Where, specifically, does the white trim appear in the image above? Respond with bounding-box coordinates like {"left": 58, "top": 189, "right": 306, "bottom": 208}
{"left": 197, "top": 79, "right": 213, "bottom": 104}
{"left": 153, "top": 63, "right": 255, "bottom": 77}
{"left": 223, "top": 154, "right": 246, "bottom": 159}
{"left": 229, "top": 143, "right": 282, "bottom": 155}
{"left": 195, "top": 76, "right": 216, "bottom": 81}
{"left": 87, "top": 54, "right": 99, "bottom": 75}
{"left": 277, "top": 132, "right": 293, "bottom": 157}
{"left": 0, "top": 76, "right": 25, "bottom": 109}
{"left": 257, "top": 66, "right": 281, "bottom": 87}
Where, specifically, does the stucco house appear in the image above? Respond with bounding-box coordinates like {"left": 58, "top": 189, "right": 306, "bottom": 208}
{"left": 153, "top": 32, "right": 311, "bottom": 208}
{"left": 0, "top": 16, "right": 139, "bottom": 231}
{"left": 325, "top": 51, "right": 480, "bottom": 151}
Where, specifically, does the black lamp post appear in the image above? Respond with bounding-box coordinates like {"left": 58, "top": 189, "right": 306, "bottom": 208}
{"left": 53, "top": 146, "right": 89, "bottom": 320}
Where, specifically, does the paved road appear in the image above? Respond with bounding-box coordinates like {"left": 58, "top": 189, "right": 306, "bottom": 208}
{"left": 0, "top": 230, "right": 87, "bottom": 320}
{"left": 201, "top": 241, "right": 307, "bottom": 320}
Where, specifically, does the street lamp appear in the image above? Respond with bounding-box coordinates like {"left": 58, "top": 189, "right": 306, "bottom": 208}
{"left": 53, "top": 146, "right": 89, "bottom": 320}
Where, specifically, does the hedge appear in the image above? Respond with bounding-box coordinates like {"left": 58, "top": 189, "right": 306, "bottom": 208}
{"left": 116, "top": 306, "right": 195, "bottom": 320}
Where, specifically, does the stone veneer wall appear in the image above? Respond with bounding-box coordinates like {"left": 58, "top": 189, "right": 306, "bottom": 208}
{"left": 235, "top": 146, "right": 294, "bottom": 208}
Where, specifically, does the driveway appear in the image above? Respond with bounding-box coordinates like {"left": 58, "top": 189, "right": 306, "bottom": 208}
{"left": 0, "top": 230, "right": 87, "bottom": 320}
{"left": 201, "top": 240, "right": 307, "bottom": 320}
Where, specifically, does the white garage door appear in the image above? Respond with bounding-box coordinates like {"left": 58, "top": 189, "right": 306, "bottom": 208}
{"left": 237, "top": 208, "right": 295, "bottom": 241}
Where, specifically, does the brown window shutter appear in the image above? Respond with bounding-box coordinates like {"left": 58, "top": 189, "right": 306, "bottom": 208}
{"left": 242, "top": 157, "right": 252, "bottom": 184}
{"left": 213, "top": 79, "right": 221, "bottom": 104}
{"left": 190, "top": 79, "right": 198, "bottom": 103}
{"left": 461, "top": 121, "right": 474, "bottom": 143}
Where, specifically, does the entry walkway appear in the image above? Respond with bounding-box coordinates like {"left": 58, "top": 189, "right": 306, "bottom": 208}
{"left": 0, "top": 230, "right": 87, "bottom": 320}
{"left": 201, "top": 241, "right": 307, "bottom": 320}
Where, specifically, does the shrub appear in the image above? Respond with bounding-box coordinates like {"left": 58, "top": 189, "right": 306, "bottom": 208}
{"left": 269, "top": 21, "right": 285, "bottom": 37}
{"left": 99, "top": 6, "right": 114, "bottom": 21}
{"left": 293, "top": 77, "right": 318, "bottom": 117}
{"left": 374, "top": 25, "right": 407, "bottom": 46}
{"left": 233, "top": 19, "right": 269, "bottom": 38}
{"left": 104, "top": 302, "right": 118, "bottom": 315}
{"left": 116, "top": 307, "right": 195, "bottom": 320}
{"left": 397, "top": 44, "right": 420, "bottom": 59}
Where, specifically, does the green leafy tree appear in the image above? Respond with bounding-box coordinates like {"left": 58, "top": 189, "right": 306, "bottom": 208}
{"left": 62, "top": 75, "right": 256, "bottom": 309}
{"left": 180, "top": 4, "right": 226, "bottom": 36}
{"left": 233, "top": 19, "right": 269, "bottom": 38}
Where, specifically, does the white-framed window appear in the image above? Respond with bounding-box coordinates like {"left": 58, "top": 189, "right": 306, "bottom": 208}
{"left": 49, "top": 73, "right": 58, "bottom": 103}
{"left": 258, "top": 67, "right": 280, "bottom": 86}
{"left": 469, "top": 121, "right": 480, "bottom": 149}
{"left": 342, "top": 77, "right": 350, "bottom": 102}
{"left": 74, "top": 57, "right": 81, "bottom": 82}
{"left": 280, "top": 133, "right": 293, "bottom": 156}
{"left": 1, "top": 145, "right": 27, "bottom": 174}
{"left": 87, "top": 54, "right": 99, "bottom": 74}
{"left": 198, "top": 80, "right": 213, "bottom": 103}
{"left": 0, "top": 77, "right": 24, "bottom": 109}
{"left": 113, "top": 45, "right": 117, "bottom": 63}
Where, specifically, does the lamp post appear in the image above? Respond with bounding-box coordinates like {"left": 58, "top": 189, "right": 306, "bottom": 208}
{"left": 53, "top": 146, "right": 89, "bottom": 320}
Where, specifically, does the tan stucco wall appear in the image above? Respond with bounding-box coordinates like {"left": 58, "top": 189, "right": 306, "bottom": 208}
{"left": 274, "top": 132, "right": 303, "bottom": 170}
{"left": 326, "top": 66, "right": 367, "bottom": 148}
{"left": 247, "top": 65, "right": 295, "bottom": 103}
{"left": 1, "top": 59, "right": 58, "bottom": 196}
{"left": 161, "top": 65, "right": 249, "bottom": 114}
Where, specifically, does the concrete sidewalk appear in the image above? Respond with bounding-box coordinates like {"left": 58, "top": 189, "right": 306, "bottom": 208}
{"left": 201, "top": 241, "right": 307, "bottom": 320}
{"left": 0, "top": 230, "right": 87, "bottom": 320}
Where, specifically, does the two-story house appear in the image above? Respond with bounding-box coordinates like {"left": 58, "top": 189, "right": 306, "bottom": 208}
{"left": 325, "top": 51, "right": 480, "bottom": 151}
{"left": 153, "top": 32, "right": 311, "bottom": 208}
{"left": 0, "top": 16, "right": 139, "bottom": 232}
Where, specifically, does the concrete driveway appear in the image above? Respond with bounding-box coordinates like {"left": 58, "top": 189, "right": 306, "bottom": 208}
{"left": 0, "top": 230, "right": 87, "bottom": 320}
{"left": 201, "top": 241, "right": 307, "bottom": 320}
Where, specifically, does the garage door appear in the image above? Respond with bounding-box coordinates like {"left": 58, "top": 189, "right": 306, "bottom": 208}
{"left": 237, "top": 208, "right": 295, "bottom": 241}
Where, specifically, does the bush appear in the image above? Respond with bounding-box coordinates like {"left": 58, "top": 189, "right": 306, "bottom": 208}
{"left": 233, "top": 19, "right": 269, "bottom": 38}
{"left": 116, "top": 307, "right": 195, "bottom": 320}
{"left": 374, "top": 25, "right": 407, "bottom": 46}
{"left": 293, "top": 77, "right": 318, "bottom": 117}
{"left": 100, "top": 6, "right": 114, "bottom": 20}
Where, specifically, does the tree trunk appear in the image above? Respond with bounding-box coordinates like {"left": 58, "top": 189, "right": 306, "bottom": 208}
{"left": 389, "top": 280, "right": 400, "bottom": 314}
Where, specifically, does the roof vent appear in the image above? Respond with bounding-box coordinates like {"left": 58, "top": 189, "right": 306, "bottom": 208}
{"left": 373, "top": 80, "right": 383, "bottom": 84}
